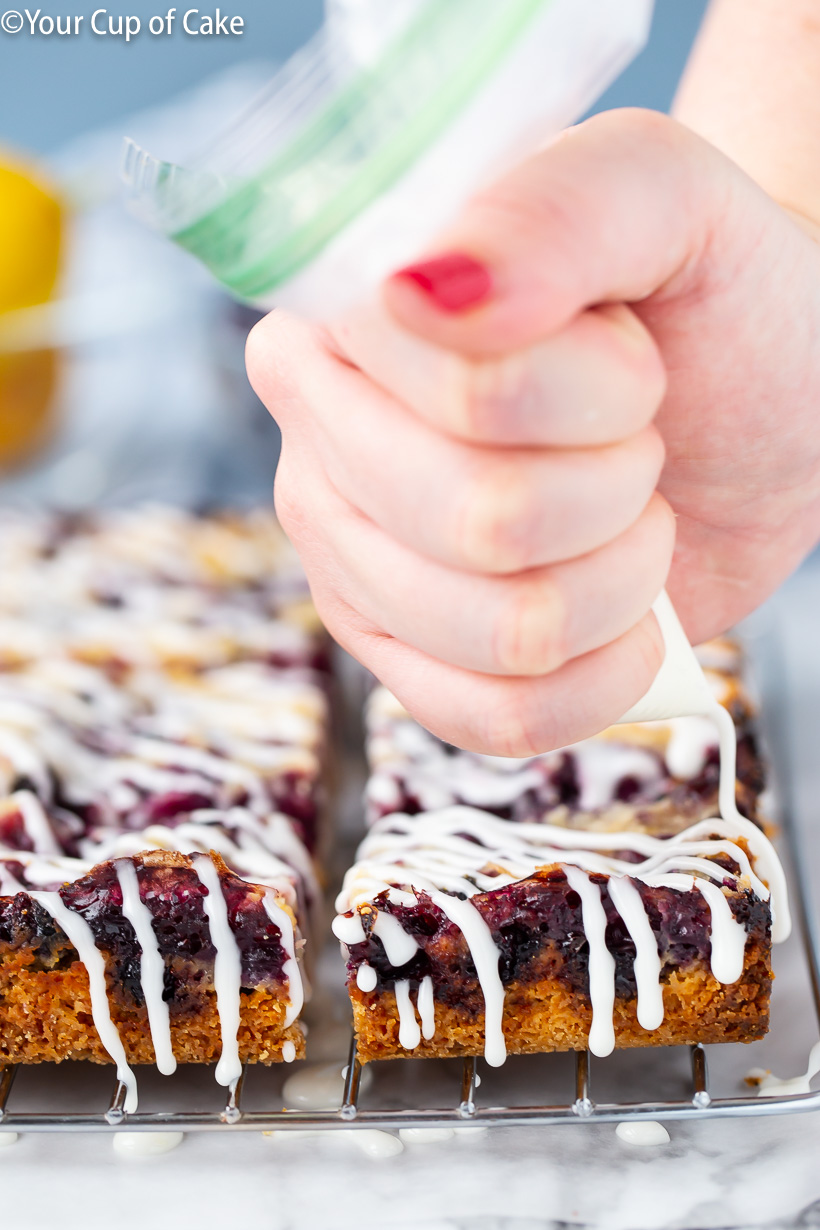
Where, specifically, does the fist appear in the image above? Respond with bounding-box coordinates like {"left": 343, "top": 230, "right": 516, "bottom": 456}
{"left": 247, "top": 109, "right": 820, "bottom": 755}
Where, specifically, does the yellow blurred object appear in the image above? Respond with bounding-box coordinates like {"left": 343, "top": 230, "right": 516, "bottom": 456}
{"left": 0, "top": 149, "right": 64, "bottom": 470}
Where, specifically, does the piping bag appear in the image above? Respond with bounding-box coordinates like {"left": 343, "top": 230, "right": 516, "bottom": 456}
{"left": 123, "top": 0, "right": 789, "bottom": 936}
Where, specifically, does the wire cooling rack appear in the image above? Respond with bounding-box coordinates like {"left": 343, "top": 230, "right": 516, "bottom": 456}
{"left": 2, "top": 628, "right": 819, "bottom": 1133}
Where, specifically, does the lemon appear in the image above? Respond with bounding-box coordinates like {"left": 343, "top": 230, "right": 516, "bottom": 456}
{"left": 0, "top": 150, "right": 63, "bottom": 312}
{"left": 0, "top": 149, "right": 64, "bottom": 469}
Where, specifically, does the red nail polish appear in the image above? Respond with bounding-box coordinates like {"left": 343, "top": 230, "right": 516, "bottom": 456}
{"left": 391, "top": 253, "right": 492, "bottom": 312}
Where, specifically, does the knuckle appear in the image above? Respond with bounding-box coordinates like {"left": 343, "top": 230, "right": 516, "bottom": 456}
{"left": 627, "top": 425, "right": 665, "bottom": 490}
{"left": 451, "top": 460, "right": 533, "bottom": 572}
{"left": 599, "top": 305, "right": 667, "bottom": 410}
{"left": 458, "top": 354, "right": 533, "bottom": 441}
{"left": 492, "top": 580, "right": 565, "bottom": 675}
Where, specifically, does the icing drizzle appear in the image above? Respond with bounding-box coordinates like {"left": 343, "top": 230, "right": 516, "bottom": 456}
{"left": 115, "top": 859, "right": 177, "bottom": 1076}
{"left": 192, "top": 853, "right": 243, "bottom": 1088}
{"left": 30, "top": 889, "right": 139, "bottom": 1113}
{"left": 336, "top": 768, "right": 789, "bottom": 1062}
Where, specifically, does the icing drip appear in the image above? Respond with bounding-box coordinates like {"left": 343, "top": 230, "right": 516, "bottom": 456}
{"left": 282, "top": 1062, "right": 373, "bottom": 1110}
{"left": 751, "top": 1040, "right": 820, "bottom": 1097}
{"left": 191, "top": 854, "right": 242, "bottom": 1088}
{"left": 400, "top": 1127, "right": 455, "bottom": 1143}
{"left": 427, "top": 888, "right": 506, "bottom": 1068}
{"left": 112, "top": 1131, "right": 184, "bottom": 1157}
{"left": 371, "top": 910, "right": 419, "bottom": 966}
{"left": 615, "top": 1121, "right": 670, "bottom": 1146}
{"left": 394, "top": 979, "right": 421, "bottom": 1050}
{"left": 261, "top": 890, "right": 304, "bottom": 1027}
{"left": 417, "top": 975, "right": 436, "bottom": 1040}
{"left": 115, "top": 859, "right": 177, "bottom": 1076}
{"left": 709, "top": 699, "right": 791, "bottom": 943}
{"left": 695, "top": 878, "right": 747, "bottom": 984}
{"left": 282, "top": 1040, "right": 297, "bottom": 1063}
{"left": 30, "top": 889, "right": 139, "bottom": 1113}
{"left": 563, "top": 866, "right": 615, "bottom": 1058}
{"left": 605, "top": 876, "right": 663, "bottom": 1031}
{"left": 356, "top": 962, "right": 377, "bottom": 992}
{"left": 332, "top": 913, "right": 367, "bottom": 945}
{"left": 335, "top": 793, "right": 788, "bottom": 1063}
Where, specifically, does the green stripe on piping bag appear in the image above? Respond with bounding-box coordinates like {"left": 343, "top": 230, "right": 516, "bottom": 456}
{"left": 169, "top": 0, "right": 552, "bottom": 300}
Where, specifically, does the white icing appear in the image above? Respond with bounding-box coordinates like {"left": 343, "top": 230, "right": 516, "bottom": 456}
{"left": 564, "top": 866, "right": 615, "bottom": 1058}
{"left": 605, "top": 876, "right": 663, "bottom": 1031}
{"left": 337, "top": 808, "right": 783, "bottom": 919}
{"left": 261, "top": 890, "right": 304, "bottom": 1028}
{"left": 356, "top": 962, "right": 377, "bottom": 992}
{"left": 752, "top": 1040, "right": 820, "bottom": 1097}
{"left": 394, "top": 979, "right": 421, "bottom": 1050}
{"left": 568, "top": 743, "right": 661, "bottom": 812}
{"left": 664, "top": 715, "right": 719, "bottom": 780}
{"left": 709, "top": 699, "right": 791, "bottom": 943}
{"left": 335, "top": 793, "right": 789, "bottom": 1064}
{"left": 7, "top": 791, "right": 61, "bottom": 856}
{"left": 191, "top": 854, "right": 242, "bottom": 1089}
{"left": 618, "top": 592, "right": 716, "bottom": 724}
{"left": 371, "top": 911, "right": 419, "bottom": 966}
{"left": 115, "top": 859, "right": 176, "bottom": 1076}
{"left": 112, "top": 1131, "right": 184, "bottom": 1157}
{"left": 428, "top": 888, "right": 506, "bottom": 1068}
{"left": 30, "top": 890, "right": 139, "bottom": 1113}
{"left": 281, "top": 1061, "right": 374, "bottom": 1109}
{"left": 399, "top": 1127, "right": 455, "bottom": 1143}
{"left": 0, "top": 1132, "right": 19, "bottom": 1148}
{"left": 282, "top": 1064, "right": 343, "bottom": 1110}
{"left": 282, "top": 1039, "right": 296, "bottom": 1063}
{"left": 615, "top": 1121, "right": 670, "bottom": 1146}
{"left": 350, "top": 1130, "right": 404, "bottom": 1158}
{"left": 417, "top": 974, "right": 436, "bottom": 1040}
{"left": 695, "top": 879, "right": 747, "bottom": 984}
{"left": 332, "top": 913, "right": 367, "bottom": 945}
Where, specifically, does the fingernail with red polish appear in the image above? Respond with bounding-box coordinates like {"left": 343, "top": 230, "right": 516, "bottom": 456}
{"left": 391, "top": 253, "right": 492, "bottom": 312}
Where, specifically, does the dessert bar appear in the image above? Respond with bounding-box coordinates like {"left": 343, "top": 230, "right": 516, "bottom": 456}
{"left": 336, "top": 647, "right": 786, "bottom": 1065}
{"left": 0, "top": 507, "right": 328, "bottom": 1106}
{"left": 364, "top": 640, "right": 765, "bottom": 836}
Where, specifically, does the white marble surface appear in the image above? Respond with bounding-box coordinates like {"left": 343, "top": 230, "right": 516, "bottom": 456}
{"left": 1, "top": 567, "right": 819, "bottom": 1230}
{"left": 1, "top": 1100, "right": 820, "bottom": 1230}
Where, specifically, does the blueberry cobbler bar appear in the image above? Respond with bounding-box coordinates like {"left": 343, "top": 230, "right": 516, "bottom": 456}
{"left": 335, "top": 645, "right": 789, "bottom": 1065}
{"left": 0, "top": 507, "right": 329, "bottom": 1107}
{"left": 364, "top": 639, "right": 764, "bottom": 836}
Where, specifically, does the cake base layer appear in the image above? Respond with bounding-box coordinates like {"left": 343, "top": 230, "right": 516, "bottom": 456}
{"left": 349, "top": 947, "right": 772, "bottom": 1063}
{"left": 0, "top": 850, "right": 307, "bottom": 1070}
{"left": 0, "top": 952, "right": 304, "bottom": 1066}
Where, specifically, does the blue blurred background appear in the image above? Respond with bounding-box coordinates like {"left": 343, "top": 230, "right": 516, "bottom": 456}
{"left": 2, "top": 0, "right": 709, "bottom": 153}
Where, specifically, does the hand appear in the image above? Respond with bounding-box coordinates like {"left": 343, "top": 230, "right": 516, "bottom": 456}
{"left": 246, "top": 108, "right": 820, "bottom": 756}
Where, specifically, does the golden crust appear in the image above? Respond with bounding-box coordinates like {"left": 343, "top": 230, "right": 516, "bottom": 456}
{"left": 349, "top": 943, "right": 772, "bottom": 1063}
{"left": 0, "top": 947, "right": 304, "bottom": 1066}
